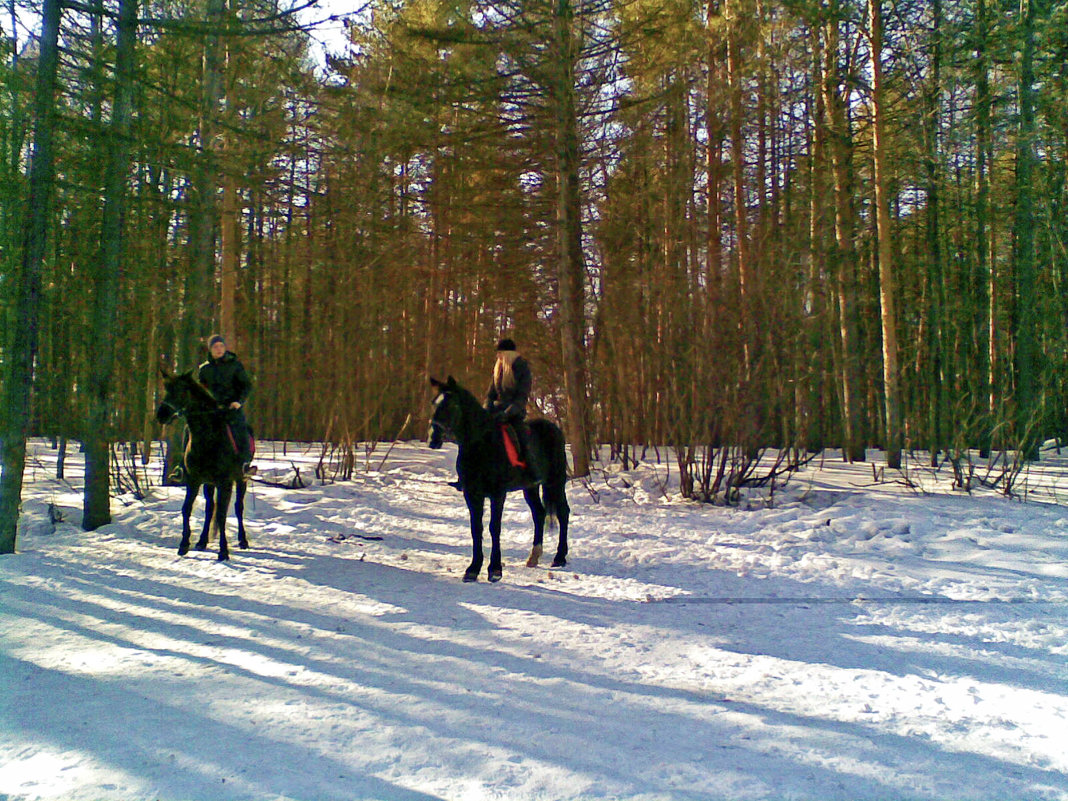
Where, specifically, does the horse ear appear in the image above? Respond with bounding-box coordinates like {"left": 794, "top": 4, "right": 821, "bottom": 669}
{"left": 446, "top": 375, "right": 457, "bottom": 388}
{"left": 159, "top": 360, "right": 173, "bottom": 379}
{"left": 429, "top": 377, "right": 443, "bottom": 390}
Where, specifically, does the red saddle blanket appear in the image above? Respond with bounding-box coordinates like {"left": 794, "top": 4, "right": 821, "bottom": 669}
{"left": 499, "top": 424, "right": 526, "bottom": 469}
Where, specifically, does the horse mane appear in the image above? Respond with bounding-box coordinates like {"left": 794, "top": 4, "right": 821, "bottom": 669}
{"left": 450, "top": 381, "right": 486, "bottom": 416}
{"left": 438, "top": 378, "right": 493, "bottom": 443}
{"left": 175, "top": 371, "right": 219, "bottom": 408}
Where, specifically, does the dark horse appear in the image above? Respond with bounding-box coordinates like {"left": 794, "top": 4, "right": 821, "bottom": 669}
{"left": 156, "top": 368, "right": 248, "bottom": 561}
{"left": 428, "top": 376, "right": 570, "bottom": 582}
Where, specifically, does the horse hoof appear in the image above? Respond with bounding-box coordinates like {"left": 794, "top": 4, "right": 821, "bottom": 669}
{"left": 488, "top": 569, "right": 502, "bottom": 583}
{"left": 218, "top": 551, "right": 230, "bottom": 562}
{"left": 239, "top": 540, "right": 249, "bottom": 550}
{"left": 178, "top": 544, "right": 189, "bottom": 556}
{"left": 194, "top": 543, "right": 208, "bottom": 552}
{"left": 463, "top": 571, "right": 479, "bottom": 583}
{"left": 551, "top": 556, "right": 567, "bottom": 568}
{"left": 526, "top": 546, "right": 543, "bottom": 568}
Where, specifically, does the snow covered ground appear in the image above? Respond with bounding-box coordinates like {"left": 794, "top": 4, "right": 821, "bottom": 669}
{"left": 2, "top": 438, "right": 1067, "bottom": 800}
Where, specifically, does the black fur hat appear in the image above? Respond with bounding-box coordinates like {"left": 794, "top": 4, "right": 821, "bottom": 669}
{"left": 208, "top": 334, "right": 226, "bottom": 348}
{"left": 496, "top": 338, "right": 517, "bottom": 352}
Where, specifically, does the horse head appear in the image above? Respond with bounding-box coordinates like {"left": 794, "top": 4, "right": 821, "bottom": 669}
{"left": 428, "top": 376, "right": 462, "bottom": 449}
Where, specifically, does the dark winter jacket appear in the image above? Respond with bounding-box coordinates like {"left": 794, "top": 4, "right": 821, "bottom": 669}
{"left": 198, "top": 351, "right": 252, "bottom": 408}
{"left": 485, "top": 355, "right": 532, "bottom": 421}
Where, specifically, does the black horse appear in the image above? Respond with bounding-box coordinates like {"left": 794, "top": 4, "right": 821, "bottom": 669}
{"left": 156, "top": 368, "right": 248, "bottom": 561}
{"left": 428, "top": 376, "right": 570, "bottom": 582}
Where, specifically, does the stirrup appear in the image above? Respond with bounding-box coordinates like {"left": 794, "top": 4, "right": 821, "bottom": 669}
{"left": 168, "top": 465, "right": 185, "bottom": 483}
{"left": 447, "top": 479, "right": 463, "bottom": 491}
{"left": 243, "top": 464, "right": 258, "bottom": 478}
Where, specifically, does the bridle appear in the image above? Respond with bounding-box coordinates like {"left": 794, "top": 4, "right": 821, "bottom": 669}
{"left": 157, "top": 398, "right": 184, "bottom": 421}
{"left": 428, "top": 392, "right": 457, "bottom": 447}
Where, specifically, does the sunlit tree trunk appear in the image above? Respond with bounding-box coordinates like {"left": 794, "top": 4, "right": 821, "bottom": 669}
{"left": 552, "top": 0, "right": 591, "bottom": 477}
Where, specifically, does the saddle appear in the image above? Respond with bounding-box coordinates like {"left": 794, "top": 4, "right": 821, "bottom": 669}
{"left": 499, "top": 423, "right": 526, "bottom": 469}
{"left": 182, "top": 423, "right": 254, "bottom": 457}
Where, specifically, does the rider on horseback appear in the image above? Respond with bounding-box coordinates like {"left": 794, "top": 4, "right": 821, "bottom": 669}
{"left": 200, "top": 334, "right": 256, "bottom": 477}
{"left": 447, "top": 337, "right": 540, "bottom": 490}
{"left": 485, "top": 338, "right": 530, "bottom": 423}
{"left": 485, "top": 338, "right": 541, "bottom": 483}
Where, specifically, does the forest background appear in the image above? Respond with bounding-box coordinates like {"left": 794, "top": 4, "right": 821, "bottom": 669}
{"left": 1, "top": 0, "right": 1067, "bottom": 551}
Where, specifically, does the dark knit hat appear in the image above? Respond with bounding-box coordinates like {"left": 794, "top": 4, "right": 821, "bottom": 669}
{"left": 496, "top": 338, "right": 517, "bottom": 352}
{"left": 207, "top": 334, "right": 226, "bottom": 348}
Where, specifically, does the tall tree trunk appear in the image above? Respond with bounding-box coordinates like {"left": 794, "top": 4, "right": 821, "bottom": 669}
{"left": 974, "top": 0, "right": 993, "bottom": 457}
{"left": 552, "top": 0, "right": 591, "bottom": 477}
{"left": 807, "top": 21, "right": 830, "bottom": 452}
{"left": 165, "top": 0, "right": 226, "bottom": 484}
{"left": 924, "top": 0, "right": 944, "bottom": 465}
{"left": 821, "top": 12, "right": 864, "bottom": 462}
{"left": 725, "top": 0, "right": 752, "bottom": 375}
{"left": 869, "top": 0, "right": 903, "bottom": 469}
{"left": 183, "top": 0, "right": 227, "bottom": 365}
{"left": 0, "top": 0, "right": 61, "bottom": 553}
{"left": 83, "top": 0, "right": 139, "bottom": 531}
{"left": 220, "top": 169, "right": 241, "bottom": 347}
{"left": 1012, "top": 0, "right": 1040, "bottom": 460}
{"left": 704, "top": 1, "right": 725, "bottom": 320}
{"left": 2, "top": 0, "right": 25, "bottom": 291}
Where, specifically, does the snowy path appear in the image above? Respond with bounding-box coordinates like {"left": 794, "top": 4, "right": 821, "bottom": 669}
{"left": 2, "top": 440, "right": 1067, "bottom": 800}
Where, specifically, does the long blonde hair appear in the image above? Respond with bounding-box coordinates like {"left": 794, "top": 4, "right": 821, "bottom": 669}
{"left": 493, "top": 349, "right": 519, "bottom": 392}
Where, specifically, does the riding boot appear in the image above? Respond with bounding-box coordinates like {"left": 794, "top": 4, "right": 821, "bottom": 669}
{"left": 228, "top": 412, "right": 255, "bottom": 477}
{"left": 516, "top": 424, "right": 542, "bottom": 484}
{"left": 168, "top": 427, "right": 190, "bottom": 483}
{"left": 237, "top": 444, "right": 255, "bottom": 476}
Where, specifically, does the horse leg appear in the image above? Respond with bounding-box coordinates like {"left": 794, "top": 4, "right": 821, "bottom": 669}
{"left": 551, "top": 491, "right": 570, "bottom": 568}
{"left": 463, "top": 491, "right": 485, "bottom": 582}
{"left": 178, "top": 481, "right": 199, "bottom": 555}
{"left": 487, "top": 494, "right": 505, "bottom": 582}
{"left": 524, "top": 487, "right": 546, "bottom": 567}
{"left": 195, "top": 484, "right": 214, "bottom": 551}
{"left": 234, "top": 480, "right": 248, "bottom": 550}
{"left": 215, "top": 481, "right": 233, "bottom": 561}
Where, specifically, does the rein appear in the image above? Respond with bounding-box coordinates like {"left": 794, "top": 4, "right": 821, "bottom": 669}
{"left": 160, "top": 391, "right": 229, "bottom": 430}
{"left": 163, "top": 401, "right": 226, "bottom": 421}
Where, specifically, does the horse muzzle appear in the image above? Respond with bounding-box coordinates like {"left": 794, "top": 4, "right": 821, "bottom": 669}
{"left": 156, "top": 401, "right": 180, "bottom": 425}
{"left": 428, "top": 422, "right": 445, "bottom": 449}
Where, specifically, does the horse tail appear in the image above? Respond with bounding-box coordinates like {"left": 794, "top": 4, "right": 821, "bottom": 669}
{"left": 540, "top": 422, "right": 570, "bottom": 527}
